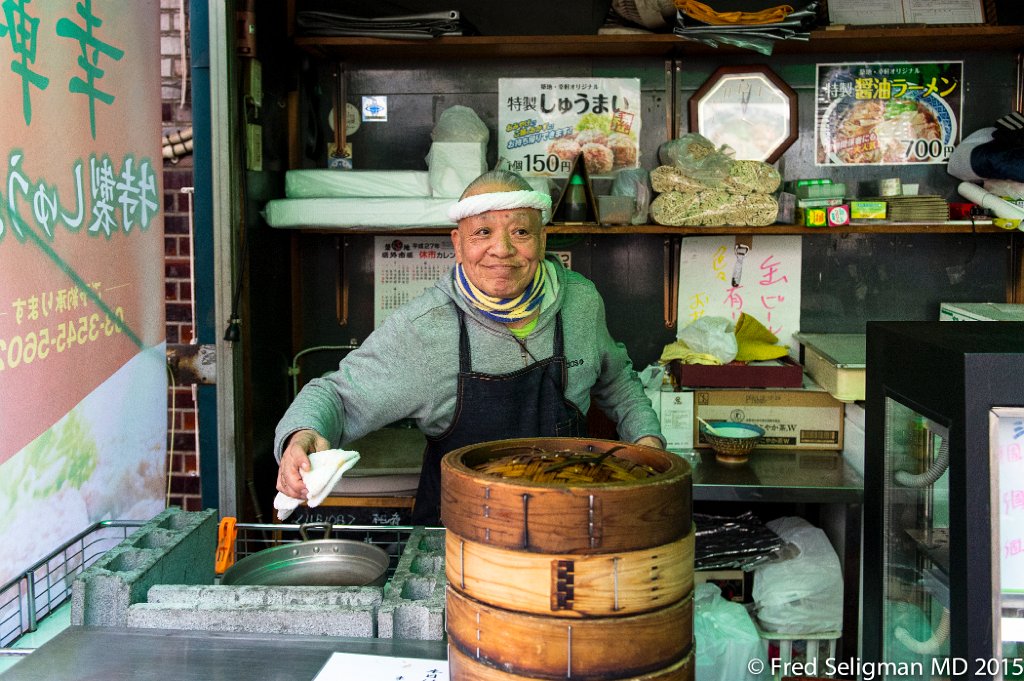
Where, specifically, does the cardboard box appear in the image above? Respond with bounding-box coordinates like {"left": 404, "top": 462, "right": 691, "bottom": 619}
{"left": 826, "top": 204, "right": 850, "bottom": 227}
{"left": 695, "top": 569, "right": 747, "bottom": 603}
{"left": 670, "top": 356, "right": 803, "bottom": 389}
{"left": 850, "top": 200, "right": 887, "bottom": 220}
{"left": 939, "top": 302, "right": 1024, "bottom": 322}
{"left": 690, "top": 381, "right": 844, "bottom": 450}
{"left": 796, "top": 206, "right": 828, "bottom": 227}
{"left": 795, "top": 333, "right": 865, "bottom": 402}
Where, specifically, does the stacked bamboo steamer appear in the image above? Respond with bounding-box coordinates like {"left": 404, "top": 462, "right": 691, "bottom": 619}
{"left": 441, "top": 437, "right": 694, "bottom": 681}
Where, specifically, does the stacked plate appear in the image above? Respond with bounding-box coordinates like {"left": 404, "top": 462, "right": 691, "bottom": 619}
{"left": 865, "top": 195, "right": 950, "bottom": 222}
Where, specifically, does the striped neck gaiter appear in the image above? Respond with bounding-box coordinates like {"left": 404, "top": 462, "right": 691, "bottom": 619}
{"left": 454, "top": 261, "right": 546, "bottom": 324}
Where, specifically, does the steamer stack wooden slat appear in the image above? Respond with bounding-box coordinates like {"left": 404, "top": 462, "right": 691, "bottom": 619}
{"left": 441, "top": 438, "right": 695, "bottom": 681}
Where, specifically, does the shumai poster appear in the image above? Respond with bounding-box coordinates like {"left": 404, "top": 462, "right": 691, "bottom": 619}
{"left": 815, "top": 61, "right": 963, "bottom": 166}
{"left": 0, "top": 0, "right": 166, "bottom": 596}
{"left": 498, "top": 77, "right": 642, "bottom": 179}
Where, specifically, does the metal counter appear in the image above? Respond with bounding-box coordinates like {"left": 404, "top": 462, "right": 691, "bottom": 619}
{"left": 689, "top": 448, "right": 863, "bottom": 503}
{"left": 0, "top": 626, "right": 447, "bottom": 681}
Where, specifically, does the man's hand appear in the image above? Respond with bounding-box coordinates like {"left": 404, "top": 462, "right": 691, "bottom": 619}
{"left": 277, "top": 429, "right": 330, "bottom": 499}
{"left": 635, "top": 435, "right": 664, "bottom": 450}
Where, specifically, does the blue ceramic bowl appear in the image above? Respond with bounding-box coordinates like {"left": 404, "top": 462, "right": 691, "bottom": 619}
{"left": 701, "top": 421, "right": 766, "bottom": 462}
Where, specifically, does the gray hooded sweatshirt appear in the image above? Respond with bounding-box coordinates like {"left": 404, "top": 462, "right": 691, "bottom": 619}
{"left": 274, "top": 256, "right": 663, "bottom": 460}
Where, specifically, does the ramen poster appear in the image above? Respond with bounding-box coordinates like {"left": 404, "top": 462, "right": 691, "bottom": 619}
{"left": 815, "top": 62, "right": 963, "bottom": 166}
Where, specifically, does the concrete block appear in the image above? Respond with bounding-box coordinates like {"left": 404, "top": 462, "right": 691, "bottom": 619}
{"left": 126, "top": 603, "right": 376, "bottom": 637}
{"left": 71, "top": 508, "right": 217, "bottom": 626}
{"left": 377, "top": 527, "right": 446, "bottom": 641}
{"left": 146, "top": 584, "right": 382, "bottom": 609}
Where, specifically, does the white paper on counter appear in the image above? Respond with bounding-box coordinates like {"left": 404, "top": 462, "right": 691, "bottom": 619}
{"left": 313, "top": 651, "right": 447, "bottom": 681}
{"left": 676, "top": 236, "right": 802, "bottom": 357}
{"left": 661, "top": 391, "right": 695, "bottom": 451}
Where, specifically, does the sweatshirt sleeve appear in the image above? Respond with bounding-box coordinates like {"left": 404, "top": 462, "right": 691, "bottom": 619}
{"left": 273, "top": 306, "right": 438, "bottom": 461}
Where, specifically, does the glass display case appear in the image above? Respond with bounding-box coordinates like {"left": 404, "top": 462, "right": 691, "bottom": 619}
{"left": 864, "top": 322, "right": 1024, "bottom": 680}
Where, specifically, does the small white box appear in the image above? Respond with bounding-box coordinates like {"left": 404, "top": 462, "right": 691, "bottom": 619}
{"left": 939, "top": 302, "right": 1024, "bottom": 322}
{"left": 647, "top": 389, "right": 694, "bottom": 451}
{"left": 842, "top": 404, "right": 866, "bottom": 479}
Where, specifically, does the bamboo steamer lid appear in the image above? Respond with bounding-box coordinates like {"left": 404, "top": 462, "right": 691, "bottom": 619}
{"left": 448, "top": 645, "right": 695, "bottom": 681}
{"left": 441, "top": 437, "right": 692, "bottom": 554}
{"left": 446, "top": 586, "right": 693, "bottom": 679}
{"left": 446, "top": 527, "right": 694, "bottom": 617}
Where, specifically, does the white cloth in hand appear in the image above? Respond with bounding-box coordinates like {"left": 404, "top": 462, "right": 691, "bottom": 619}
{"left": 274, "top": 449, "right": 360, "bottom": 521}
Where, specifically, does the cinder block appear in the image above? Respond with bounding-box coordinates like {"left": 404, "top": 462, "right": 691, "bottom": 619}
{"left": 146, "top": 584, "right": 382, "bottom": 609}
{"left": 126, "top": 603, "right": 376, "bottom": 637}
{"left": 71, "top": 508, "right": 217, "bottom": 626}
{"left": 377, "top": 527, "right": 446, "bottom": 640}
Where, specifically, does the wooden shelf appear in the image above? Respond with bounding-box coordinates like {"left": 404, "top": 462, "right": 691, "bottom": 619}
{"left": 297, "top": 221, "right": 1008, "bottom": 236}
{"left": 294, "top": 25, "right": 1024, "bottom": 60}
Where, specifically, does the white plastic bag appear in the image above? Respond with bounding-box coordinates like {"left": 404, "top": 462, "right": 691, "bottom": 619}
{"left": 431, "top": 105, "right": 489, "bottom": 143}
{"left": 427, "top": 105, "right": 490, "bottom": 197}
{"left": 678, "top": 316, "right": 738, "bottom": 365}
{"left": 694, "top": 583, "right": 770, "bottom": 681}
{"left": 751, "top": 516, "right": 844, "bottom": 634}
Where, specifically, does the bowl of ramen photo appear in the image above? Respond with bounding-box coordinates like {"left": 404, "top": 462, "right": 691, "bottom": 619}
{"left": 818, "top": 94, "right": 956, "bottom": 165}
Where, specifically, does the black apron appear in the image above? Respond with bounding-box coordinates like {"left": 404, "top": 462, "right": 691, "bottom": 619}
{"left": 411, "top": 308, "right": 587, "bottom": 525}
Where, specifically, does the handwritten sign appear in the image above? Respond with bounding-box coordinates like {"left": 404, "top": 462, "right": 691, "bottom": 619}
{"left": 995, "top": 407, "right": 1024, "bottom": 595}
{"left": 676, "top": 236, "right": 802, "bottom": 355}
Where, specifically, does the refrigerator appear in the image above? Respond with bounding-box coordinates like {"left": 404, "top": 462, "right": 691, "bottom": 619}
{"left": 863, "top": 321, "right": 1024, "bottom": 680}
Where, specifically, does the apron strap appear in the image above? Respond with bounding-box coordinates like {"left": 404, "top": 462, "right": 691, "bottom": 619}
{"left": 553, "top": 311, "right": 564, "bottom": 356}
{"left": 457, "top": 307, "right": 472, "bottom": 373}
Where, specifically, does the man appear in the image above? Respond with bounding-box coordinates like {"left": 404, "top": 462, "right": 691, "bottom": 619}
{"left": 275, "top": 169, "right": 664, "bottom": 525}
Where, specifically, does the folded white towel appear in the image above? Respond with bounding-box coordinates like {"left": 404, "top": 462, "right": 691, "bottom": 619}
{"left": 274, "top": 449, "right": 361, "bottom": 521}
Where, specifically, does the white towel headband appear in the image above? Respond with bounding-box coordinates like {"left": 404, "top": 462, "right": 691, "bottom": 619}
{"left": 447, "top": 190, "right": 552, "bottom": 226}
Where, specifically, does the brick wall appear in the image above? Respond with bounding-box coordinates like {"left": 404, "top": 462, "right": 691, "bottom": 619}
{"left": 161, "top": 0, "right": 201, "bottom": 511}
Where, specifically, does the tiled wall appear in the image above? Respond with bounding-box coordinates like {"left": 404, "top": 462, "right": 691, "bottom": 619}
{"left": 161, "top": 0, "right": 201, "bottom": 511}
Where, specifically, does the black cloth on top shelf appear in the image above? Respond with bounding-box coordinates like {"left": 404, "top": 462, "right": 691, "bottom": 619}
{"left": 972, "top": 141, "right": 1024, "bottom": 183}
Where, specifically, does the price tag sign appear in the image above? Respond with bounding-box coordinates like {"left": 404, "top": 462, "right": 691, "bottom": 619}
{"left": 815, "top": 61, "right": 963, "bottom": 166}
{"left": 498, "top": 78, "right": 642, "bottom": 179}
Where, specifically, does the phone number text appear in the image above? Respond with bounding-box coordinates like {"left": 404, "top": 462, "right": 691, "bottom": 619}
{"left": 0, "top": 308, "right": 125, "bottom": 371}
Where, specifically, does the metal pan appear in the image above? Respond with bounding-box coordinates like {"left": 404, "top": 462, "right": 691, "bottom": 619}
{"left": 219, "top": 523, "right": 390, "bottom": 586}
